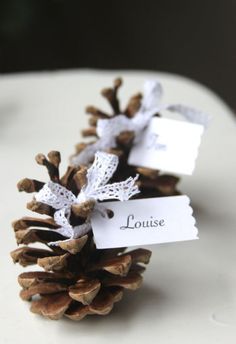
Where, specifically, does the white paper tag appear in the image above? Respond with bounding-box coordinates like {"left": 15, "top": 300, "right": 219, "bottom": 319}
{"left": 91, "top": 195, "right": 198, "bottom": 249}
{"left": 128, "top": 117, "right": 204, "bottom": 175}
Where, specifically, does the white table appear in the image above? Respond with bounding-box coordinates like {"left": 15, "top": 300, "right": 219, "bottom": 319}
{"left": 0, "top": 70, "right": 235, "bottom": 344}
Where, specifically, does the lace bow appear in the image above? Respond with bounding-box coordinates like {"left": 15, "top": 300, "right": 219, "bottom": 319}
{"left": 35, "top": 151, "right": 139, "bottom": 245}
{"left": 71, "top": 80, "right": 209, "bottom": 166}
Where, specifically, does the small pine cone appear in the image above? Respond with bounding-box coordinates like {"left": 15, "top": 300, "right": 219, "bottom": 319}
{"left": 71, "top": 78, "right": 180, "bottom": 197}
{"left": 10, "top": 151, "right": 151, "bottom": 320}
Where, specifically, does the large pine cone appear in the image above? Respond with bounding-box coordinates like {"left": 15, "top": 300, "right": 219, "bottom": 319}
{"left": 10, "top": 151, "right": 151, "bottom": 320}
{"left": 71, "top": 78, "right": 180, "bottom": 198}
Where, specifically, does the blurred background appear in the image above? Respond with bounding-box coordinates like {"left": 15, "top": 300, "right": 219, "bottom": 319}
{"left": 0, "top": 0, "right": 235, "bottom": 108}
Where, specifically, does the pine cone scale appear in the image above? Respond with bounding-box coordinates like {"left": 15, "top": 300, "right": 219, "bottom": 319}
{"left": 11, "top": 246, "right": 56, "bottom": 267}
{"left": 18, "top": 271, "right": 74, "bottom": 288}
{"left": 65, "top": 302, "right": 89, "bottom": 321}
{"left": 57, "top": 236, "right": 88, "bottom": 254}
{"left": 88, "top": 288, "right": 117, "bottom": 315}
{"left": 13, "top": 217, "right": 58, "bottom": 231}
{"left": 20, "top": 282, "right": 68, "bottom": 301}
{"left": 37, "top": 253, "right": 69, "bottom": 272}
{"left": 88, "top": 254, "right": 132, "bottom": 276}
{"left": 103, "top": 272, "right": 143, "bottom": 290}
{"left": 15, "top": 228, "right": 65, "bottom": 245}
{"left": 30, "top": 292, "right": 72, "bottom": 320}
{"left": 123, "top": 248, "right": 152, "bottom": 265}
{"left": 68, "top": 279, "right": 101, "bottom": 305}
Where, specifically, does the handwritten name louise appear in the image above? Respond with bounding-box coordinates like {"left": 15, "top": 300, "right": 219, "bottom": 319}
{"left": 120, "top": 214, "right": 165, "bottom": 230}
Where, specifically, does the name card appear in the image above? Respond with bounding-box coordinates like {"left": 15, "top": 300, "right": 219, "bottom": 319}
{"left": 128, "top": 117, "right": 204, "bottom": 175}
{"left": 91, "top": 195, "right": 198, "bottom": 249}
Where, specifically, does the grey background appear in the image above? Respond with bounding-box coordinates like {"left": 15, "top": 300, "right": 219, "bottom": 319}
{"left": 0, "top": 0, "right": 235, "bottom": 108}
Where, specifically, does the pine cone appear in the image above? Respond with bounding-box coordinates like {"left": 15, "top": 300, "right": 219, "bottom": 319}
{"left": 71, "top": 78, "right": 180, "bottom": 198}
{"left": 10, "top": 151, "right": 151, "bottom": 320}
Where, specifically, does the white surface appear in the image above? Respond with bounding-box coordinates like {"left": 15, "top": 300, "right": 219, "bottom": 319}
{"left": 92, "top": 196, "right": 198, "bottom": 248}
{"left": 0, "top": 70, "right": 235, "bottom": 344}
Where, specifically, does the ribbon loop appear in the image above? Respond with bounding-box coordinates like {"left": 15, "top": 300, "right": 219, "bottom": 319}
{"left": 141, "top": 79, "right": 163, "bottom": 112}
{"left": 86, "top": 151, "right": 119, "bottom": 191}
{"left": 36, "top": 181, "right": 76, "bottom": 210}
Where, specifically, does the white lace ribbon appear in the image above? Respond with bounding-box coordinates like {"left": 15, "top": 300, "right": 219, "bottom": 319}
{"left": 35, "top": 151, "right": 139, "bottom": 245}
{"left": 71, "top": 80, "right": 210, "bottom": 166}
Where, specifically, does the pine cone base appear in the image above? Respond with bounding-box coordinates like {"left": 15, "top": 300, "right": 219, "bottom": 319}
{"left": 12, "top": 236, "right": 151, "bottom": 320}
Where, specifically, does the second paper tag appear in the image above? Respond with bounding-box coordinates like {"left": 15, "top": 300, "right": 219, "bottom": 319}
{"left": 128, "top": 117, "right": 204, "bottom": 175}
{"left": 91, "top": 195, "right": 198, "bottom": 249}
